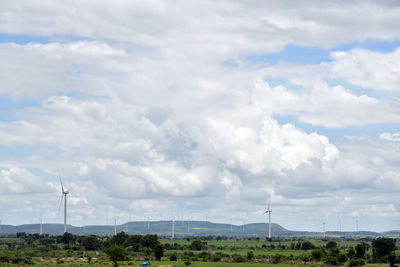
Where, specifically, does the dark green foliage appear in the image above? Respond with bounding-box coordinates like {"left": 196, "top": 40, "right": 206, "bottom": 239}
{"left": 170, "top": 252, "right": 177, "bottom": 261}
{"left": 347, "top": 247, "right": 355, "bottom": 259}
{"left": 247, "top": 250, "right": 254, "bottom": 260}
{"left": 0, "top": 254, "right": 10, "bottom": 263}
{"left": 348, "top": 258, "right": 365, "bottom": 267}
{"left": 154, "top": 243, "right": 164, "bottom": 260}
{"left": 301, "top": 240, "right": 315, "bottom": 250}
{"left": 355, "top": 242, "right": 368, "bottom": 258}
{"left": 372, "top": 237, "right": 396, "bottom": 262}
{"left": 337, "top": 253, "right": 348, "bottom": 264}
{"left": 311, "top": 248, "right": 323, "bottom": 261}
{"left": 323, "top": 255, "right": 339, "bottom": 265}
{"left": 326, "top": 241, "right": 337, "bottom": 249}
{"left": 212, "top": 253, "right": 222, "bottom": 262}
{"left": 80, "top": 235, "right": 102, "bottom": 250}
{"left": 271, "top": 253, "right": 284, "bottom": 264}
{"left": 109, "top": 231, "right": 129, "bottom": 246}
{"left": 232, "top": 253, "right": 245, "bottom": 263}
{"left": 189, "top": 240, "right": 206, "bottom": 250}
{"left": 104, "top": 244, "right": 127, "bottom": 267}
{"left": 329, "top": 247, "right": 340, "bottom": 257}
{"left": 60, "top": 232, "right": 76, "bottom": 244}
{"left": 142, "top": 234, "right": 159, "bottom": 249}
{"left": 11, "top": 256, "right": 33, "bottom": 265}
{"left": 299, "top": 254, "right": 311, "bottom": 262}
{"left": 126, "top": 234, "right": 143, "bottom": 251}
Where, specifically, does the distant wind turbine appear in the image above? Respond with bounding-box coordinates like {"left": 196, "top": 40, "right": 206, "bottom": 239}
{"left": 59, "top": 178, "right": 69, "bottom": 233}
{"left": 264, "top": 201, "right": 272, "bottom": 238}
{"left": 171, "top": 218, "right": 175, "bottom": 239}
{"left": 323, "top": 221, "right": 326, "bottom": 238}
{"left": 39, "top": 217, "right": 43, "bottom": 235}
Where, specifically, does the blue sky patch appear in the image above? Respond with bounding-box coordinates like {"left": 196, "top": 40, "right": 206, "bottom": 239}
{"left": 245, "top": 39, "right": 400, "bottom": 65}
{"left": 273, "top": 114, "right": 400, "bottom": 141}
{"left": 0, "top": 33, "right": 50, "bottom": 44}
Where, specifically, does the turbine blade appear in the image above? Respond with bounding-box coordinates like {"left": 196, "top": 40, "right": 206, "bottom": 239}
{"left": 60, "top": 177, "right": 64, "bottom": 193}
{"left": 58, "top": 194, "right": 64, "bottom": 215}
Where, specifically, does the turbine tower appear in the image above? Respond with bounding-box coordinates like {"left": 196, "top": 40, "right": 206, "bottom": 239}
{"left": 60, "top": 178, "right": 69, "bottom": 233}
{"left": 323, "top": 221, "right": 326, "bottom": 238}
{"left": 171, "top": 218, "right": 175, "bottom": 239}
{"left": 39, "top": 217, "right": 43, "bottom": 235}
{"left": 264, "top": 202, "right": 272, "bottom": 238}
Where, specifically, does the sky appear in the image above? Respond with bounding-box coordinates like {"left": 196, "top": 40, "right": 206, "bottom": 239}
{"left": 0, "top": 0, "right": 400, "bottom": 233}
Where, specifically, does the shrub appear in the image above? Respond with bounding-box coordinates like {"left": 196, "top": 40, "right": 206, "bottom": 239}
{"left": 326, "top": 241, "right": 338, "bottom": 249}
{"left": 233, "top": 254, "right": 245, "bottom": 263}
{"left": 301, "top": 241, "right": 315, "bottom": 250}
{"left": 271, "top": 253, "right": 284, "bottom": 264}
{"left": 337, "top": 253, "right": 348, "bottom": 264}
{"left": 247, "top": 250, "right": 254, "bottom": 260}
{"left": 0, "top": 254, "right": 10, "bottom": 263}
{"left": 348, "top": 258, "right": 365, "bottom": 267}
{"left": 323, "top": 256, "right": 339, "bottom": 266}
{"left": 212, "top": 254, "right": 222, "bottom": 262}
{"left": 311, "top": 248, "right": 323, "bottom": 261}
{"left": 299, "top": 254, "right": 311, "bottom": 262}
{"left": 169, "top": 252, "right": 177, "bottom": 261}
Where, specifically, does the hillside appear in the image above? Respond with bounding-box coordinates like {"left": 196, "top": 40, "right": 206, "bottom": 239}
{"left": 0, "top": 221, "right": 398, "bottom": 238}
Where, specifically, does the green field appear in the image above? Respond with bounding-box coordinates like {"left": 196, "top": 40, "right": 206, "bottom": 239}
{"left": 0, "top": 233, "right": 398, "bottom": 266}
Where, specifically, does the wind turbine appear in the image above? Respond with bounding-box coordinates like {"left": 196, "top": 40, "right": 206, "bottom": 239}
{"left": 171, "top": 217, "right": 175, "bottom": 239}
{"left": 39, "top": 217, "right": 43, "bottom": 235}
{"left": 60, "top": 178, "right": 69, "bottom": 233}
{"left": 323, "top": 221, "right": 326, "bottom": 238}
{"left": 264, "top": 202, "right": 272, "bottom": 238}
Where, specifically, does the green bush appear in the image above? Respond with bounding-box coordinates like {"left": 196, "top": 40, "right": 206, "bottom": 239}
{"left": 348, "top": 258, "right": 365, "bottom": 267}
{"left": 271, "top": 253, "right": 284, "bottom": 264}
{"left": 0, "top": 254, "right": 10, "bottom": 263}
{"left": 323, "top": 256, "right": 339, "bottom": 266}
{"left": 169, "top": 252, "right": 177, "bottom": 261}
{"left": 233, "top": 254, "right": 245, "bottom": 263}
{"left": 311, "top": 248, "right": 323, "bottom": 261}
{"left": 212, "top": 254, "right": 222, "bottom": 262}
{"left": 301, "top": 241, "right": 316, "bottom": 250}
{"left": 337, "top": 253, "right": 348, "bottom": 264}
{"left": 247, "top": 250, "right": 254, "bottom": 260}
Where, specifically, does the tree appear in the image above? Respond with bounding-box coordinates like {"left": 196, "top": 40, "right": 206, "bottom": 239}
{"left": 372, "top": 237, "right": 396, "bottom": 262}
{"left": 109, "top": 231, "right": 129, "bottom": 246}
{"left": 126, "top": 235, "right": 143, "bottom": 251}
{"left": 355, "top": 242, "right": 368, "bottom": 258}
{"left": 154, "top": 243, "right": 164, "bottom": 260}
{"left": 247, "top": 250, "right": 254, "bottom": 261}
{"left": 104, "top": 245, "right": 127, "bottom": 267}
{"left": 81, "top": 235, "right": 102, "bottom": 251}
{"left": 189, "top": 240, "right": 206, "bottom": 250}
{"left": 347, "top": 247, "right": 355, "bottom": 259}
{"left": 326, "top": 241, "right": 337, "bottom": 249}
{"left": 142, "top": 234, "right": 159, "bottom": 249}
{"left": 301, "top": 241, "right": 315, "bottom": 250}
{"left": 311, "top": 248, "right": 323, "bottom": 261}
{"left": 60, "top": 232, "right": 76, "bottom": 245}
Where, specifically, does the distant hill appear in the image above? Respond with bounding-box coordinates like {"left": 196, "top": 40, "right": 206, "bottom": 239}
{"left": 0, "top": 221, "right": 398, "bottom": 238}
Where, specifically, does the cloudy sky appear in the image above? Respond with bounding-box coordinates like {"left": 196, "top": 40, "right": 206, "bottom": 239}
{"left": 1, "top": 0, "right": 400, "bottom": 232}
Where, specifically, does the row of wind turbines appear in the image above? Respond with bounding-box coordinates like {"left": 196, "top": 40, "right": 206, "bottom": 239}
{"left": 58, "top": 177, "right": 275, "bottom": 237}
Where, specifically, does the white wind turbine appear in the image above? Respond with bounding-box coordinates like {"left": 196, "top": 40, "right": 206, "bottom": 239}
{"left": 59, "top": 178, "right": 69, "bottom": 233}
{"left": 264, "top": 201, "right": 272, "bottom": 238}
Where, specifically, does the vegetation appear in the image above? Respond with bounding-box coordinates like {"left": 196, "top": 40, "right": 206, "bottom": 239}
{"left": 0, "top": 232, "right": 398, "bottom": 266}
